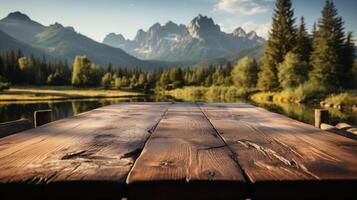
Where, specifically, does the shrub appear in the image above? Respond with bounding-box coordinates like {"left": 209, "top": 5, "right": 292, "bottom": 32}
{"left": 273, "top": 82, "right": 328, "bottom": 103}
{"left": 324, "top": 92, "right": 357, "bottom": 106}
{"left": 251, "top": 92, "right": 276, "bottom": 102}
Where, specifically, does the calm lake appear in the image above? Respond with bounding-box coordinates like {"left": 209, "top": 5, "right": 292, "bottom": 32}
{"left": 0, "top": 95, "right": 356, "bottom": 126}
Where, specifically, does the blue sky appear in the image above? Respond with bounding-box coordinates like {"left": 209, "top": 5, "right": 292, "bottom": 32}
{"left": 0, "top": 0, "right": 356, "bottom": 42}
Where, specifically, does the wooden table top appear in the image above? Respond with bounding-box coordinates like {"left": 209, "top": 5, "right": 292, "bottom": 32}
{"left": 0, "top": 102, "right": 356, "bottom": 200}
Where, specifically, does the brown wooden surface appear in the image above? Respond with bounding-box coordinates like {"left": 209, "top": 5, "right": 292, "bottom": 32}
{"left": 0, "top": 119, "right": 33, "bottom": 138}
{"left": 0, "top": 103, "right": 169, "bottom": 200}
{"left": 0, "top": 102, "right": 356, "bottom": 200}
{"left": 126, "top": 103, "right": 247, "bottom": 200}
{"left": 199, "top": 103, "right": 357, "bottom": 199}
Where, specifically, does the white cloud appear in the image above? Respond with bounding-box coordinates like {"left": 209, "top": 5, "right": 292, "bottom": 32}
{"left": 219, "top": 20, "right": 271, "bottom": 38}
{"left": 241, "top": 21, "right": 271, "bottom": 38}
{"left": 214, "top": 0, "right": 270, "bottom": 15}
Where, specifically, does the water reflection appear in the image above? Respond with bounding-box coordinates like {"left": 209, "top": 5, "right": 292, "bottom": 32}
{"left": 0, "top": 96, "right": 161, "bottom": 124}
{"left": 169, "top": 95, "right": 357, "bottom": 126}
{"left": 0, "top": 95, "right": 355, "bottom": 126}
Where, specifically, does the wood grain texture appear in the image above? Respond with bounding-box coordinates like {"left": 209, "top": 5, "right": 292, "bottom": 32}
{"left": 0, "top": 119, "right": 33, "bottom": 138}
{"left": 127, "top": 103, "right": 247, "bottom": 200}
{"left": 199, "top": 103, "right": 357, "bottom": 200}
{"left": 0, "top": 103, "right": 169, "bottom": 200}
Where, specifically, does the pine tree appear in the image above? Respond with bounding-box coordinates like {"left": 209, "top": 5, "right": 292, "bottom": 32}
{"left": 258, "top": 0, "right": 297, "bottom": 90}
{"left": 294, "top": 17, "right": 312, "bottom": 62}
{"left": 310, "top": 0, "right": 347, "bottom": 89}
{"left": 340, "top": 32, "right": 355, "bottom": 88}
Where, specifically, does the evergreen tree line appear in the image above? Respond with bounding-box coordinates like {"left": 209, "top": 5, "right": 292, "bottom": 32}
{"left": 0, "top": 50, "right": 71, "bottom": 86}
{"left": 258, "top": 0, "right": 355, "bottom": 91}
{"left": 71, "top": 55, "right": 237, "bottom": 90}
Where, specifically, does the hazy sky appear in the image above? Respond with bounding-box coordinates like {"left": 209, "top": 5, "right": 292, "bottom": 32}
{"left": 0, "top": 0, "right": 356, "bottom": 42}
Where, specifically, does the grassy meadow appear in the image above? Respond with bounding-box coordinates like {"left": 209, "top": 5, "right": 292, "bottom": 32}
{"left": 0, "top": 86, "right": 144, "bottom": 102}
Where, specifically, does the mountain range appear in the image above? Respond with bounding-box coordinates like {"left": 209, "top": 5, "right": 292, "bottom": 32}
{"left": 0, "top": 12, "right": 157, "bottom": 68}
{"left": 0, "top": 11, "right": 265, "bottom": 69}
{"left": 103, "top": 14, "right": 264, "bottom": 62}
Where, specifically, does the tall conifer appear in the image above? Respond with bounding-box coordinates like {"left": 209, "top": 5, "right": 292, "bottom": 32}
{"left": 258, "top": 0, "right": 297, "bottom": 90}
{"left": 310, "top": 0, "right": 347, "bottom": 88}
{"left": 294, "top": 17, "right": 312, "bottom": 62}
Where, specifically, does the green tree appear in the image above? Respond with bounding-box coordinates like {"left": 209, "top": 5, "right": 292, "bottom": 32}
{"left": 159, "top": 72, "right": 170, "bottom": 89}
{"left": 231, "top": 57, "right": 259, "bottom": 88}
{"left": 71, "top": 56, "right": 100, "bottom": 86}
{"left": 258, "top": 0, "right": 297, "bottom": 90}
{"left": 310, "top": 0, "right": 347, "bottom": 89}
{"left": 294, "top": 17, "right": 312, "bottom": 62}
{"left": 114, "top": 77, "right": 122, "bottom": 89}
{"left": 340, "top": 32, "right": 355, "bottom": 88}
{"left": 121, "top": 76, "right": 130, "bottom": 87}
{"left": 47, "top": 69, "right": 67, "bottom": 85}
{"left": 18, "top": 56, "right": 35, "bottom": 84}
{"left": 138, "top": 73, "right": 147, "bottom": 89}
{"left": 204, "top": 76, "right": 213, "bottom": 87}
{"left": 129, "top": 75, "right": 138, "bottom": 89}
{"left": 101, "top": 72, "right": 113, "bottom": 89}
{"left": 278, "top": 52, "right": 309, "bottom": 89}
{"left": 169, "top": 68, "right": 184, "bottom": 89}
{"left": 212, "top": 66, "right": 225, "bottom": 86}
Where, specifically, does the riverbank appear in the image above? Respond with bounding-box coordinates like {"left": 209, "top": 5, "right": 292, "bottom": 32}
{"left": 166, "top": 86, "right": 356, "bottom": 109}
{"left": 0, "top": 86, "right": 144, "bottom": 102}
{"left": 167, "top": 86, "right": 357, "bottom": 125}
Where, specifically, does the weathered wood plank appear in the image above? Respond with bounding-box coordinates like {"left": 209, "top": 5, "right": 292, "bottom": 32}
{"left": 126, "top": 103, "right": 247, "bottom": 200}
{"left": 199, "top": 103, "right": 357, "bottom": 199}
{"left": 0, "top": 102, "right": 169, "bottom": 200}
{"left": 0, "top": 118, "right": 33, "bottom": 138}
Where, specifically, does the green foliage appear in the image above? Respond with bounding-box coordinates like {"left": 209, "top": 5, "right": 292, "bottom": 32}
{"left": 258, "top": 0, "right": 297, "bottom": 90}
{"left": 18, "top": 57, "right": 30, "bottom": 71}
{"left": 168, "top": 86, "right": 254, "bottom": 102}
{"left": 257, "top": 66, "right": 278, "bottom": 91}
{"left": 47, "top": 63, "right": 71, "bottom": 85}
{"left": 72, "top": 56, "right": 100, "bottom": 87}
{"left": 129, "top": 75, "right": 138, "bottom": 89}
{"left": 231, "top": 57, "right": 259, "bottom": 88}
{"left": 252, "top": 82, "right": 327, "bottom": 104}
{"left": 278, "top": 52, "right": 309, "bottom": 89}
{"left": 158, "top": 72, "right": 170, "bottom": 89}
{"left": 271, "top": 82, "right": 327, "bottom": 103}
{"left": 294, "top": 17, "right": 312, "bottom": 62}
{"left": 251, "top": 92, "right": 276, "bottom": 102}
{"left": 310, "top": 0, "right": 350, "bottom": 89}
{"left": 101, "top": 72, "right": 113, "bottom": 89}
{"left": 341, "top": 32, "right": 356, "bottom": 88}
{"left": 324, "top": 91, "right": 357, "bottom": 106}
